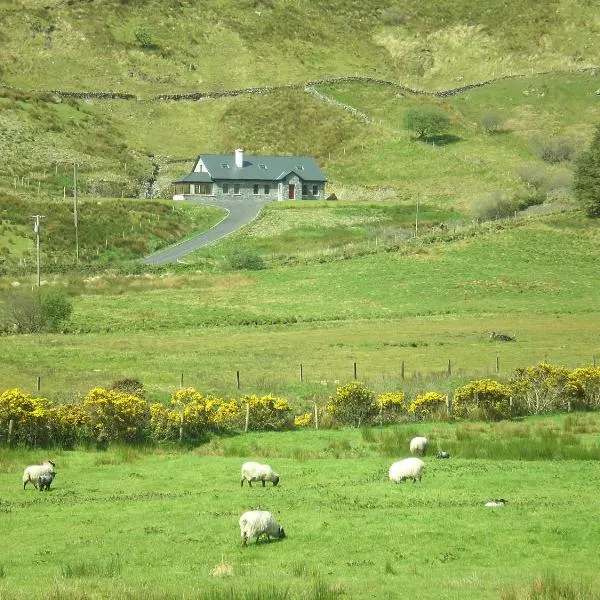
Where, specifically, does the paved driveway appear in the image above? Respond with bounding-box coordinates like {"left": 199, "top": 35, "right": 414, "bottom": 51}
{"left": 142, "top": 197, "right": 272, "bottom": 265}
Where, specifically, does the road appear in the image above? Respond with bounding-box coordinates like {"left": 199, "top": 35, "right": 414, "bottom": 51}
{"left": 142, "top": 197, "right": 272, "bottom": 265}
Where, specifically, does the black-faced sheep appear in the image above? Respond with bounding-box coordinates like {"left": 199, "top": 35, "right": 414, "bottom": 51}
{"left": 437, "top": 451, "right": 450, "bottom": 459}
{"left": 239, "top": 510, "right": 285, "bottom": 546}
{"left": 240, "top": 461, "right": 280, "bottom": 487}
{"left": 23, "top": 460, "right": 56, "bottom": 490}
{"left": 37, "top": 473, "right": 55, "bottom": 491}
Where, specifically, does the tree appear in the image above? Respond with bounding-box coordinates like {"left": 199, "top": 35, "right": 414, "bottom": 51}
{"left": 404, "top": 106, "right": 450, "bottom": 140}
{"left": 573, "top": 125, "right": 600, "bottom": 217}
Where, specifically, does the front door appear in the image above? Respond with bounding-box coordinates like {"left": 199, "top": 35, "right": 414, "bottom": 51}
{"left": 288, "top": 184, "right": 295, "bottom": 199}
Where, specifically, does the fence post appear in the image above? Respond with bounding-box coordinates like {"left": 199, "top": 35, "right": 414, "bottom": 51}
{"left": 401, "top": 360, "right": 405, "bottom": 379}
{"left": 36, "top": 376, "right": 41, "bottom": 392}
{"left": 179, "top": 412, "right": 184, "bottom": 442}
{"left": 446, "top": 395, "right": 451, "bottom": 418}
{"left": 594, "top": 355, "right": 596, "bottom": 367}
{"left": 180, "top": 372, "right": 184, "bottom": 388}
{"left": 496, "top": 356, "right": 500, "bottom": 373}
{"left": 353, "top": 362, "right": 357, "bottom": 380}
{"left": 236, "top": 370, "right": 241, "bottom": 390}
{"left": 509, "top": 396, "right": 513, "bottom": 417}
{"left": 8, "top": 419, "right": 14, "bottom": 446}
{"left": 447, "top": 359, "right": 451, "bottom": 376}
{"left": 313, "top": 402, "right": 319, "bottom": 430}
{"left": 300, "top": 363, "right": 303, "bottom": 382}
{"left": 244, "top": 403, "right": 250, "bottom": 433}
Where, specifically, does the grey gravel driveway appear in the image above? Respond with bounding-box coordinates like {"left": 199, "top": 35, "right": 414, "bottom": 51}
{"left": 142, "top": 197, "right": 272, "bottom": 265}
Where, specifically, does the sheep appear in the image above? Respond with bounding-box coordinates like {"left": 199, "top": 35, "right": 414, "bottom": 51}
{"left": 489, "top": 331, "right": 515, "bottom": 342}
{"left": 485, "top": 499, "right": 508, "bottom": 507}
{"left": 240, "top": 461, "right": 280, "bottom": 487}
{"left": 38, "top": 473, "right": 54, "bottom": 491}
{"left": 436, "top": 451, "right": 450, "bottom": 459}
{"left": 23, "top": 460, "right": 56, "bottom": 490}
{"left": 409, "top": 436, "right": 428, "bottom": 455}
{"left": 239, "top": 510, "right": 285, "bottom": 546}
{"left": 389, "top": 457, "right": 426, "bottom": 483}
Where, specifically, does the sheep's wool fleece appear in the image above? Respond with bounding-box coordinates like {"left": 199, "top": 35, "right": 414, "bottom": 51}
{"left": 239, "top": 510, "right": 281, "bottom": 540}
{"left": 389, "top": 457, "right": 426, "bottom": 482}
{"left": 241, "top": 462, "right": 277, "bottom": 482}
{"left": 23, "top": 461, "right": 55, "bottom": 485}
{"left": 409, "top": 437, "right": 428, "bottom": 454}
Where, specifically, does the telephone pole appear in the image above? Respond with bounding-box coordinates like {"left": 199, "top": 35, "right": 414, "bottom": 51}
{"left": 73, "top": 164, "right": 79, "bottom": 264}
{"left": 31, "top": 215, "right": 45, "bottom": 287}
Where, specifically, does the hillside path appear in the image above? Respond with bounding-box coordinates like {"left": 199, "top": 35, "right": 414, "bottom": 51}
{"left": 142, "top": 197, "right": 271, "bottom": 265}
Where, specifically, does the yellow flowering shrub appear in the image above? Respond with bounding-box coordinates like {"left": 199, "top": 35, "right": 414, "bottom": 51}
{"left": 409, "top": 391, "right": 447, "bottom": 420}
{"left": 509, "top": 362, "right": 570, "bottom": 415}
{"left": 452, "top": 379, "right": 511, "bottom": 421}
{"left": 211, "top": 399, "right": 243, "bottom": 430}
{"left": 49, "top": 402, "right": 89, "bottom": 448}
{"left": 567, "top": 367, "right": 600, "bottom": 410}
{"left": 0, "top": 388, "right": 53, "bottom": 447}
{"left": 83, "top": 387, "right": 149, "bottom": 444}
{"left": 327, "top": 382, "right": 377, "bottom": 427}
{"left": 242, "top": 394, "right": 294, "bottom": 430}
{"left": 149, "top": 402, "right": 181, "bottom": 442}
{"left": 294, "top": 412, "right": 313, "bottom": 428}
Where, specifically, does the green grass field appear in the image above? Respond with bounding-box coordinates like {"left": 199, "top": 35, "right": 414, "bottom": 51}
{"left": 1, "top": 414, "right": 600, "bottom": 599}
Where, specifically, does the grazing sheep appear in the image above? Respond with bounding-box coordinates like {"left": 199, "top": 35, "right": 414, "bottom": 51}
{"left": 240, "top": 461, "right": 280, "bottom": 487}
{"left": 389, "top": 457, "right": 426, "bottom": 483}
{"left": 23, "top": 460, "right": 56, "bottom": 490}
{"left": 436, "top": 451, "right": 450, "bottom": 459}
{"left": 489, "top": 331, "right": 515, "bottom": 342}
{"left": 239, "top": 510, "right": 285, "bottom": 546}
{"left": 38, "top": 473, "right": 54, "bottom": 491}
{"left": 485, "top": 499, "right": 508, "bottom": 507}
{"left": 409, "top": 436, "right": 428, "bottom": 455}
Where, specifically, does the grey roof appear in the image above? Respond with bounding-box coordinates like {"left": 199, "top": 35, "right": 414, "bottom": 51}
{"left": 174, "top": 154, "right": 327, "bottom": 183}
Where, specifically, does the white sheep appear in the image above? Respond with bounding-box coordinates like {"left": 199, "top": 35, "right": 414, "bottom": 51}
{"left": 389, "top": 457, "right": 426, "bottom": 483}
{"left": 23, "top": 460, "right": 56, "bottom": 490}
{"left": 240, "top": 461, "right": 280, "bottom": 487}
{"left": 409, "top": 436, "right": 428, "bottom": 455}
{"left": 239, "top": 510, "right": 285, "bottom": 546}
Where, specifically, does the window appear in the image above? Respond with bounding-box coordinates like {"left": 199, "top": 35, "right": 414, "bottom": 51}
{"left": 253, "top": 184, "right": 259, "bottom": 195}
{"left": 296, "top": 165, "right": 304, "bottom": 170}
{"left": 264, "top": 184, "right": 270, "bottom": 194}
{"left": 222, "top": 184, "right": 229, "bottom": 194}
{"left": 221, "top": 163, "right": 230, "bottom": 169}
{"left": 302, "top": 185, "right": 308, "bottom": 196}
{"left": 312, "top": 185, "right": 319, "bottom": 196}
{"left": 234, "top": 184, "right": 240, "bottom": 195}
{"left": 196, "top": 183, "right": 212, "bottom": 195}
{"left": 259, "top": 164, "right": 267, "bottom": 170}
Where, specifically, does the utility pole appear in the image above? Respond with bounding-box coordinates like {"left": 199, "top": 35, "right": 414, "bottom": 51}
{"left": 31, "top": 215, "right": 45, "bottom": 287}
{"left": 73, "top": 163, "right": 79, "bottom": 264}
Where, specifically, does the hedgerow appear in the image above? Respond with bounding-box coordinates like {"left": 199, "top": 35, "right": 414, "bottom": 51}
{"left": 1, "top": 362, "right": 598, "bottom": 448}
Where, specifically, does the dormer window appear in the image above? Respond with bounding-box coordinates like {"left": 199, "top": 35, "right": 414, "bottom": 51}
{"left": 221, "top": 163, "right": 230, "bottom": 169}
{"left": 296, "top": 165, "right": 304, "bottom": 170}
{"left": 259, "top": 164, "right": 267, "bottom": 170}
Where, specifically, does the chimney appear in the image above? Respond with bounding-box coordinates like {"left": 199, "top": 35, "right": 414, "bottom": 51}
{"left": 235, "top": 148, "right": 244, "bottom": 168}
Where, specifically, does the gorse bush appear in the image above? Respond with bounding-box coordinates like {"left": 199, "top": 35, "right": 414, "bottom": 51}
{"left": 453, "top": 379, "right": 512, "bottom": 421}
{"left": 509, "top": 362, "right": 570, "bottom": 415}
{"left": 409, "top": 391, "right": 447, "bottom": 420}
{"left": 327, "top": 382, "right": 377, "bottom": 427}
{"left": 567, "top": 367, "right": 600, "bottom": 410}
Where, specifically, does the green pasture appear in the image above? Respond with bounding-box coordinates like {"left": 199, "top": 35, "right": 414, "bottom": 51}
{"left": 1, "top": 415, "right": 600, "bottom": 599}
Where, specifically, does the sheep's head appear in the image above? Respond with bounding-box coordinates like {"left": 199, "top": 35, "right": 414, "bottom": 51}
{"left": 272, "top": 475, "right": 280, "bottom": 486}
{"left": 278, "top": 527, "right": 286, "bottom": 540}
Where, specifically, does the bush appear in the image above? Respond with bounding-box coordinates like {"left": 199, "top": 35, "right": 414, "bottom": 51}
{"left": 327, "top": 382, "right": 377, "bottom": 427}
{"left": 242, "top": 394, "right": 294, "bottom": 430}
{"left": 404, "top": 106, "right": 450, "bottom": 140}
{"left": 573, "top": 125, "right": 600, "bottom": 217}
{"left": 109, "top": 378, "right": 145, "bottom": 398}
{"left": 409, "top": 391, "right": 447, "bottom": 420}
{"left": 453, "top": 379, "right": 512, "bottom": 421}
{"left": 375, "top": 391, "right": 407, "bottom": 424}
{"left": 567, "top": 367, "right": 600, "bottom": 410}
{"left": 532, "top": 135, "right": 577, "bottom": 164}
{"left": 226, "top": 247, "right": 265, "bottom": 270}
{"left": 0, "top": 388, "right": 53, "bottom": 447}
{"left": 0, "top": 289, "right": 73, "bottom": 334}
{"left": 509, "top": 363, "right": 570, "bottom": 415}
{"left": 471, "top": 191, "right": 518, "bottom": 221}
{"left": 480, "top": 111, "right": 505, "bottom": 133}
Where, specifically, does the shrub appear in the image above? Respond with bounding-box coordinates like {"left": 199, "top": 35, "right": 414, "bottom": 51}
{"left": 453, "top": 379, "right": 512, "bottom": 421}
{"left": 409, "top": 391, "right": 447, "bottom": 420}
{"left": 471, "top": 191, "right": 518, "bottom": 221}
{"left": 294, "top": 412, "right": 313, "bottom": 427}
{"left": 404, "top": 106, "right": 450, "bottom": 140}
{"left": 0, "top": 388, "right": 53, "bottom": 447}
{"left": 509, "top": 363, "right": 571, "bottom": 415}
{"left": 532, "top": 135, "right": 577, "bottom": 164}
{"left": 49, "top": 402, "right": 88, "bottom": 449}
{"left": 519, "top": 165, "right": 547, "bottom": 190}
{"left": 480, "top": 111, "right": 505, "bottom": 133}
{"left": 375, "top": 391, "right": 407, "bottom": 424}
{"left": 327, "top": 382, "right": 377, "bottom": 427}
{"left": 83, "top": 387, "right": 149, "bottom": 445}
{"left": 242, "top": 394, "right": 294, "bottom": 430}
{"left": 567, "top": 367, "right": 600, "bottom": 410}
{"left": 170, "top": 388, "right": 228, "bottom": 441}
{"left": 108, "top": 378, "right": 145, "bottom": 398}
{"left": 0, "top": 289, "right": 72, "bottom": 334}
{"left": 226, "top": 247, "right": 265, "bottom": 270}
